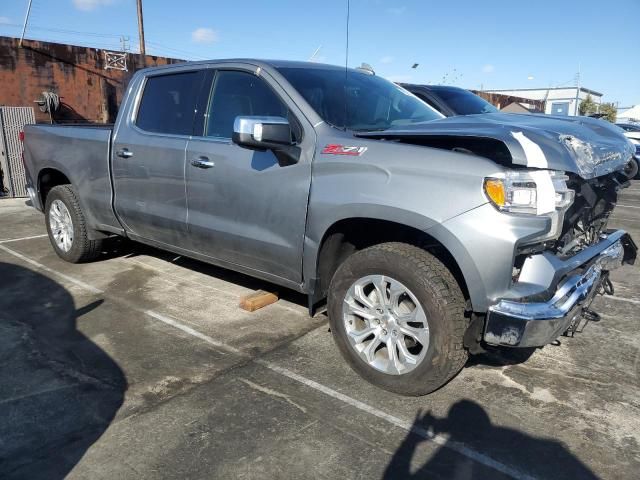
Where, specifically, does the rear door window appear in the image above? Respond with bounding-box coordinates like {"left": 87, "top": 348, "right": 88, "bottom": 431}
{"left": 136, "top": 72, "right": 201, "bottom": 135}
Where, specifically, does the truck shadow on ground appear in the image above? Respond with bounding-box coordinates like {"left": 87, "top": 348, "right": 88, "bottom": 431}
{"left": 104, "top": 238, "right": 310, "bottom": 307}
{"left": 0, "top": 262, "right": 126, "bottom": 480}
{"left": 382, "top": 400, "right": 598, "bottom": 480}
{"left": 465, "top": 347, "right": 537, "bottom": 368}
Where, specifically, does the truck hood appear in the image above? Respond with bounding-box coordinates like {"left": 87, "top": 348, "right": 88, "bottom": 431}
{"left": 356, "top": 113, "right": 635, "bottom": 179}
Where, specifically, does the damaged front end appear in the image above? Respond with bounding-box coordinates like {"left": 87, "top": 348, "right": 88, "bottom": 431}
{"left": 485, "top": 230, "right": 636, "bottom": 347}
{"left": 557, "top": 170, "right": 626, "bottom": 256}
{"left": 484, "top": 167, "right": 637, "bottom": 347}
{"left": 358, "top": 113, "right": 638, "bottom": 348}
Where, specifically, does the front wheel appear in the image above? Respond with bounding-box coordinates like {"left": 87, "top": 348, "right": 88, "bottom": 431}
{"left": 45, "top": 185, "right": 103, "bottom": 263}
{"left": 328, "top": 242, "right": 468, "bottom": 396}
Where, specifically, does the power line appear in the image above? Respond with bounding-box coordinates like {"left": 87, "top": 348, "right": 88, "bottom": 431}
{"left": 1, "top": 22, "right": 201, "bottom": 58}
{"left": 2, "top": 3, "right": 204, "bottom": 60}
{"left": 144, "top": 40, "right": 207, "bottom": 60}
{"left": 1, "top": 22, "right": 130, "bottom": 40}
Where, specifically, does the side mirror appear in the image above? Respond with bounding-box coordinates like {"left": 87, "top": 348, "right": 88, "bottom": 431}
{"left": 232, "top": 116, "right": 300, "bottom": 166}
{"left": 232, "top": 116, "right": 293, "bottom": 151}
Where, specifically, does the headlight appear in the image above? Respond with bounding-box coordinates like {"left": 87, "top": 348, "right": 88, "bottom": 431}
{"left": 484, "top": 170, "right": 574, "bottom": 215}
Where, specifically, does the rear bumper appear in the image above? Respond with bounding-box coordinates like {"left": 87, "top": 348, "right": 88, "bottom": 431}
{"left": 484, "top": 230, "right": 637, "bottom": 347}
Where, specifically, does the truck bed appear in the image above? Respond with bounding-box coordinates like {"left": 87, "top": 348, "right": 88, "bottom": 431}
{"left": 23, "top": 124, "right": 122, "bottom": 235}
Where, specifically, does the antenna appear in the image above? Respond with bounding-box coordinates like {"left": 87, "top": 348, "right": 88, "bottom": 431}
{"left": 343, "top": 0, "right": 350, "bottom": 130}
{"left": 309, "top": 45, "right": 322, "bottom": 62}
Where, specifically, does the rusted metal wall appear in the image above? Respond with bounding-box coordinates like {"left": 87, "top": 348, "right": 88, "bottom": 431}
{"left": 0, "top": 36, "right": 184, "bottom": 124}
{"left": 472, "top": 90, "right": 546, "bottom": 112}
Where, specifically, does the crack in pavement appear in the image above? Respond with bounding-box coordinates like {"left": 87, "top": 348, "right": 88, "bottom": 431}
{"left": 237, "top": 377, "right": 308, "bottom": 413}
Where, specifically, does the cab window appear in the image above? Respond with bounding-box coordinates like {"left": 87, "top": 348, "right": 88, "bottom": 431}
{"left": 136, "top": 72, "right": 200, "bottom": 135}
{"left": 205, "top": 71, "right": 290, "bottom": 139}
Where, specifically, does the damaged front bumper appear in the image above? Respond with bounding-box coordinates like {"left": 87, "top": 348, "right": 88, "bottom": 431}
{"left": 484, "top": 230, "right": 637, "bottom": 347}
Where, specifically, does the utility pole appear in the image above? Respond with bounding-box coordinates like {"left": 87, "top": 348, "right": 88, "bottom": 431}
{"left": 19, "top": 0, "right": 34, "bottom": 48}
{"left": 574, "top": 63, "right": 581, "bottom": 116}
{"left": 136, "top": 0, "right": 146, "bottom": 56}
{"left": 120, "top": 35, "right": 130, "bottom": 53}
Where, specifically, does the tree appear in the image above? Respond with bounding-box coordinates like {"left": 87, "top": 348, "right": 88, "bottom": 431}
{"left": 598, "top": 102, "right": 617, "bottom": 123}
{"left": 578, "top": 95, "right": 617, "bottom": 123}
{"left": 579, "top": 94, "right": 597, "bottom": 116}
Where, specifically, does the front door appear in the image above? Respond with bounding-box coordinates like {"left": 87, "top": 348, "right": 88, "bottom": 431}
{"left": 112, "top": 69, "right": 204, "bottom": 246}
{"left": 185, "top": 68, "right": 313, "bottom": 283}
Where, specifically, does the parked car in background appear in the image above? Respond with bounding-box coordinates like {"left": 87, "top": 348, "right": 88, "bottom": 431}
{"left": 616, "top": 123, "right": 640, "bottom": 178}
{"left": 22, "top": 60, "right": 637, "bottom": 396}
{"left": 617, "top": 123, "right": 640, "bottom": 142}
{"left": 400, "top": 84, "right": 498, "bottom": 116}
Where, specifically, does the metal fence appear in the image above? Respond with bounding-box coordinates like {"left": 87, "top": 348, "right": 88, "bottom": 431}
{"left": 0, "top": 106, "right": 36, "bottom": 198}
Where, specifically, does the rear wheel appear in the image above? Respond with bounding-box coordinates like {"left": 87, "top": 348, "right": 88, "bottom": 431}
{"left": 328, "top": 242, "right": 468, "bottom": 396}
{"left": 45, "top": 185, "right": 103, "bottom": 263}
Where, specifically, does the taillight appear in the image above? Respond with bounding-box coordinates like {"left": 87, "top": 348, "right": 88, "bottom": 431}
{"left": 19, "top": 131, "right": 24, "bottom": 142}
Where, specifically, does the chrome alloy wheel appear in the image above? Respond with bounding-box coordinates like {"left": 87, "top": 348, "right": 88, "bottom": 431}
{"left": 342, "top": 275, "right": 430, "bottom": 375}
{"left": 49, "top": 199, "right": 74, "bottom": 252}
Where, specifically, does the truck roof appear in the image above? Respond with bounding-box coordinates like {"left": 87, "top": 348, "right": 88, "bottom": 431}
{"left": 135, "top": 59, "right": 351, "bottom": 75}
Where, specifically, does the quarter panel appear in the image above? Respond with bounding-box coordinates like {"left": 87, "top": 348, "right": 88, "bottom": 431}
{"left": 23, "top": 124, "right": 120, "bottom": 232}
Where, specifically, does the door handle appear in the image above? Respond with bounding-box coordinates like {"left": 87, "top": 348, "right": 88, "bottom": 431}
{"left": 190, "top": 156, "right": 215, "bottom": 169}
{"left": 116, "top": 148, "right": 133, "bottom": 158}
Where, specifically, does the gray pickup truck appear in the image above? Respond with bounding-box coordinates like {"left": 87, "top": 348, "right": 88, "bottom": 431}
{"left": 23, "top": 60, "right": 637, "bottom": 395}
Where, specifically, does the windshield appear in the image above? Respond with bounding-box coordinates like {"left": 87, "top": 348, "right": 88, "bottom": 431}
{"left": 277, "top": 66, "right": 443, "bottom": 131}
{"left": 434, "top": 88, "right": 499, "bottom": 115}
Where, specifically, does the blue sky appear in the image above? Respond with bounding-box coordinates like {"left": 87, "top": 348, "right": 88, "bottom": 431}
{"left": 1, "top": 0, "right": 639, "bottom": 107}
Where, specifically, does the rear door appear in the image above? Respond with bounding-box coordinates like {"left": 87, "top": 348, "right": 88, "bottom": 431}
{"left": 112, "top": 69, "right": 205, "bottom": 246}
{"left": 184, "top": 66, "right": 314, "bottom": 284}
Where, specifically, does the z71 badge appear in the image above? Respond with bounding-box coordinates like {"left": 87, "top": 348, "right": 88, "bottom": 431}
{"left": 321, "top": 144, "right": 368, "bottom": 156}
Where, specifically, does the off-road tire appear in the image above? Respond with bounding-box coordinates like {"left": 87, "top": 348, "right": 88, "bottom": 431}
{"left": 328, "top": 242, "right": 468, "bottom": 396}
{"left": 45, "top": 185, "right": 103, "bottom": 263}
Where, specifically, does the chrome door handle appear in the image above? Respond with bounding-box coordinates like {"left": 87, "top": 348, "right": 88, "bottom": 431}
{"left": 190, "top": 157, "right": 215, "bottom": 169}
{"left": 116, "top": 148, "right": 133, "bottom": 158}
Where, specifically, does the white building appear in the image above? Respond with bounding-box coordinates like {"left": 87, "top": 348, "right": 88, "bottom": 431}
{"left": 484, "top": 87, "right": 603, "bottom": 116}
{"left": 617, "top": 105, "right": 640, "bottom": 123}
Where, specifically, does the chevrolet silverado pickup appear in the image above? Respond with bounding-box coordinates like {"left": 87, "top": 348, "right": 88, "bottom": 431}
{"left": 22, "top": 60, "right": 637, "bottom": 396}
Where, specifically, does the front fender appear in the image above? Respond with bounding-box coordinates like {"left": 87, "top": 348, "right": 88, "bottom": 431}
{"left": 302, "top": 204, "right": 440, "bottom": 296}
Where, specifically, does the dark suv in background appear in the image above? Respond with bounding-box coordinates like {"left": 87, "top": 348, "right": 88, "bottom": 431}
{"left": 400, "top": 84, "right": 498, "bottom": 117}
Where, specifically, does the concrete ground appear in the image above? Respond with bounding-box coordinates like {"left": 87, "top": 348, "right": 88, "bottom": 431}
{"left": 1, "top": 182, "right": 639, "bottom": 480}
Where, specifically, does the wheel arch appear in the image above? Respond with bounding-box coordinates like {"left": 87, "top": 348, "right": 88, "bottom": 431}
{"left": 37, "top": 165, "right": 111, "bottom": 241}
{"left": 306, "top": 213, "right": 480, "bottom": 312}
{"left": 38, "top": 166, "right": 72, "bottom": 208}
